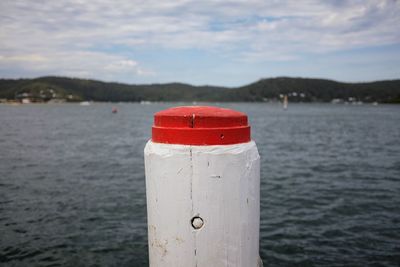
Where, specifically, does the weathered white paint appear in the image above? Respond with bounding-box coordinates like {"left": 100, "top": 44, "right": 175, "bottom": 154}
{"left": 144, "top": 140, "right": 260, "bottom": 267}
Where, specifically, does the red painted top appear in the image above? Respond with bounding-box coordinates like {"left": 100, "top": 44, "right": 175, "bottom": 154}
{"left": 152, "top": 106, "right": 251, "bottom": 145}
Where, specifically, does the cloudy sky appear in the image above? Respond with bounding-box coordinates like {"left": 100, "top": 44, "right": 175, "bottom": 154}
{"left": 1, "top": 0, "right": 399, "bottom": 86}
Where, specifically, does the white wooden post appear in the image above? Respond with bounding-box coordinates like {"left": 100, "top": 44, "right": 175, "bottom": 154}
{"left": 144, "top": 106, "right": 261, "bottom": 267}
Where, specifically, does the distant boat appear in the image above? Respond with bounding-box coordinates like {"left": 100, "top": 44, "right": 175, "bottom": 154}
{"left": 112, "top": 107, "right": 118, "bottom": 113}
{"left": 372, "top": 102, "right": 378, "bottom": 106}
{"left": 80, "top": 101, "right": 91, "bottom": 106}
{"left": 283, "top": 95, "right": 288, "bottom": 110}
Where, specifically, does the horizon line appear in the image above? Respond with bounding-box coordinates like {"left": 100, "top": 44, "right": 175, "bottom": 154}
{"left": 1, "top": 75, "right": 400, "bottom": 88}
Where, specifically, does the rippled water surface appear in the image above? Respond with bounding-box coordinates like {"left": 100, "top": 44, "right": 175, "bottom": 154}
{"left": 1, "top": 103, "right": 399, "bottom": 266}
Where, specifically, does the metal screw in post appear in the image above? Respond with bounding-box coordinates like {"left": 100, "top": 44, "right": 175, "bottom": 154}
{"left": 191, "top": 216, "right": 204, "bottom": 230}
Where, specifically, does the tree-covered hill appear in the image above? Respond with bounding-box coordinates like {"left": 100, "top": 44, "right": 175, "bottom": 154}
{"left": 233, "top": 77, "right": 400, "bottom": 103}
{"left": 0, "top": 76, "right": 399, "bottom": 103}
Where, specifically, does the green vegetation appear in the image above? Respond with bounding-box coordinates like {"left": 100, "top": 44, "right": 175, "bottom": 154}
{"left": 0, "top": 76, "right": 399, "bottom": 103}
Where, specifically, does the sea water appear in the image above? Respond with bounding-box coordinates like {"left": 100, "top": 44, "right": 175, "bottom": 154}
{"left": 1, "top": 103, "right": 399, "bottom": 266}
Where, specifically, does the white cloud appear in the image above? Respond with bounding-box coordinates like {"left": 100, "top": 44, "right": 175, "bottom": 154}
{"left": 0, "top": 50, "right": 153, "bottom": 80}
{"left": 0, "top": 0, "right": 399, "bottom": 81}
{"left": 105, "top": 60, "right": 138, "bottom": 71}
{"left": 0, "top": 54, "right": 47, "bottom": 63}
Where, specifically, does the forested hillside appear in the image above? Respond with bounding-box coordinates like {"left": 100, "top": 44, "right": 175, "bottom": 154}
{"left": 1, "top": 76, "right": 399, "bottom": 103}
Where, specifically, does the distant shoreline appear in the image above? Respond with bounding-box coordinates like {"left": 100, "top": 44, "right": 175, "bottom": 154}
{"left": 1, "top": 100, "right": 397, "bottom": 106}
{"left": 1, "top": 76, "right": 399, "bottom": 103}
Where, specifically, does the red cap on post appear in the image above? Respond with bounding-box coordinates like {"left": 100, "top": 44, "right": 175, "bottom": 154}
{"left": 152, "top": 106, "right": 251, "bottom": 145}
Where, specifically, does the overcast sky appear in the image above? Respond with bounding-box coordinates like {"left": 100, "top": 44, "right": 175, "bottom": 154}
{"left": 1, "top": 0, "right": 399, "bottom": 86}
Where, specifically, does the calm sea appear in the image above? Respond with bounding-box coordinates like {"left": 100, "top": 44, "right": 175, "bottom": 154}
{"left": 1, "top": 103, "right": 399, "bottom": 267}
